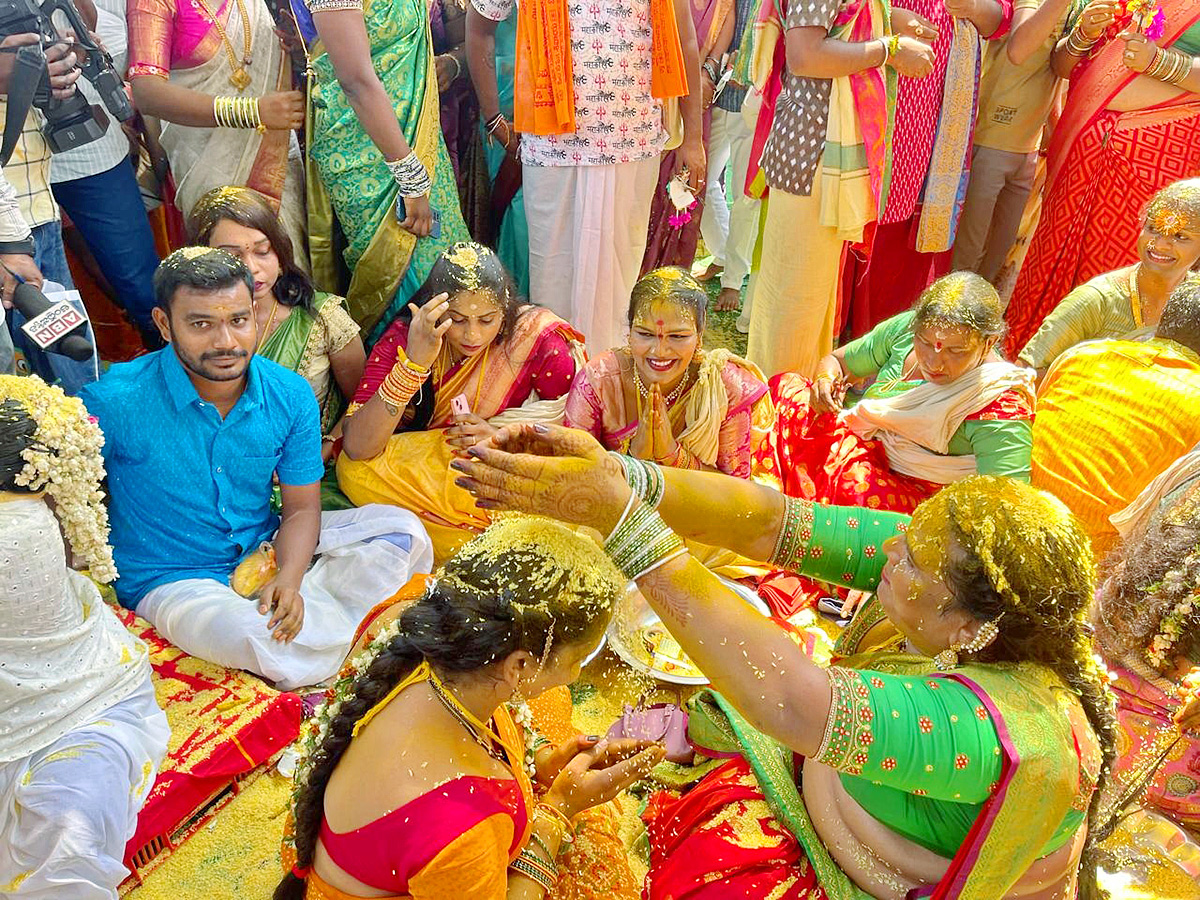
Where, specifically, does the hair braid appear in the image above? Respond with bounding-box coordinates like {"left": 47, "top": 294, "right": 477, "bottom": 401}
{"left": 917, "top": 478, "right": 1118, "bottom": 900}
{"left": 273, "top": 637, "right": 424, "bottom": 900}
{"left": 273, "top": 517, "right": 621, "bottom": 899}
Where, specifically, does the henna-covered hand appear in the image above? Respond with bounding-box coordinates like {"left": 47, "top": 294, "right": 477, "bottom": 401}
{"left": 450, "top": 424, "right": 632, "bottom": 534}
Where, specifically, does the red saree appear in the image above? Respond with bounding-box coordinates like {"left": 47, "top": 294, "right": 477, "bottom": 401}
{"left": 751, "top": 370, "right": 1031, "bottom": 615}
{"left": 1004, "top": 2, "right": 1200, "bottom": 356}
{"left": 752, "top": 374, "right": 943, "bottom": 514}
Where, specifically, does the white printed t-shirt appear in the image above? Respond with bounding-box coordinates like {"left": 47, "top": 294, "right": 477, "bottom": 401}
{"left": 471, "top": 0, "right": 667, "bottom": 167}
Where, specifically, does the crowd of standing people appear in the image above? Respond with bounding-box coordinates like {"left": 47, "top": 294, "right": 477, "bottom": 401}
{"left": 1, "top": 0, "right": 1200, "bottom": 897}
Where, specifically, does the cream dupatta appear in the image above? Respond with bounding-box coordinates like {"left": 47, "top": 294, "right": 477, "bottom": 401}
{"left": 840, "top": 363, "right": 1035, "bottom": 484}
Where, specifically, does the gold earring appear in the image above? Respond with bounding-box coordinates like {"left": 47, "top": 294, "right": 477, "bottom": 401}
{"left": 962, "top": 618, "right": 1001, "bottom": 656}
{"left": 933, "top": 645, "right": 961, "bottom": 671}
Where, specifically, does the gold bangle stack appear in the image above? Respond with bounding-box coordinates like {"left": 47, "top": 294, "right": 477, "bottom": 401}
{"left": 213, "top": 95, "right": 266, "bottom": 133}
{"left": 376, "top": 354, "right": 429, "bottom": 409}
{"left": 1145, "top": 46, "right": 1194, "bottom": 85}
{"left": 1064, "top": 27, "right": 1099, "bottom": 58}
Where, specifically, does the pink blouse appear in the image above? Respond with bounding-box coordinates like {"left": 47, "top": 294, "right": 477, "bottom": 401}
{"left": 564, "top": 350, "right": 767, "bottom": 478}
{"left": 128, "top": 0, "right": 232, "bottom": 78}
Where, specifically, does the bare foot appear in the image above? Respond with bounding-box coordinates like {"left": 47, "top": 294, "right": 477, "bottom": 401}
{"left": 695, "top": 260, "right": 724, "bottom": 283}
{"left": 715, "top": 287, "right": 740, "bottom": 312}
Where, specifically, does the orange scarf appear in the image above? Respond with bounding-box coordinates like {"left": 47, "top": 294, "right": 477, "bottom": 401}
{"left": 514, "top": 0, "right": 689, "bottom": 136}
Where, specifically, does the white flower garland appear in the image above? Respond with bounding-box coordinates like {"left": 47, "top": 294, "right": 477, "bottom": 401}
{"left": 1147, "top": 589, "right": 1198, "bottom": 669}
{"left": 1144, "top": 550, "right": 1200, "bottom": 670}
{"left": 508, "top": 699, "right": 542, "bottom": 778}
{"left": 2, "top": 376, "right": 117, "bottom": 583}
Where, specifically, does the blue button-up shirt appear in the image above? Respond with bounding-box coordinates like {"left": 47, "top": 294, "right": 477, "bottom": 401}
{"left": 80, "top": 348, "right": 325, "bottom": 608}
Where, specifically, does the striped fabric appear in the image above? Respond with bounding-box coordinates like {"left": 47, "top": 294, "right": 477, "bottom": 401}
{"left": 1031, "top": 337, "right": 1200, "bottom": 554}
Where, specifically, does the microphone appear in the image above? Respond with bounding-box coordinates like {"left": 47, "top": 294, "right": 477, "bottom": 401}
{"left": 10, "top": 281, "right": 94, "bottom": 361}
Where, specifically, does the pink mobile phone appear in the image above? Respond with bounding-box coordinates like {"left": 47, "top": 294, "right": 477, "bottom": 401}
{"left": 450, "top": 394, "right": 471, "bottom": 417}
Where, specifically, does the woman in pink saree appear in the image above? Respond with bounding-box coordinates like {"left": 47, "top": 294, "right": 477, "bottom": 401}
{"left": 564, "top": 267, "right": 770, "bottom": 478}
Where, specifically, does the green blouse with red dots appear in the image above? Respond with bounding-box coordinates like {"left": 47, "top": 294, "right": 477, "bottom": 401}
{"left": 769, "top": 496, "right": 1090, "bottom": 859}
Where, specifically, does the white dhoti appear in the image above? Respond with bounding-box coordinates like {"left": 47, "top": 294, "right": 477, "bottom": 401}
{"left": 523, "top": 156, "right": 659, "bottom": 354}
{"left": 0, "top": 675, "right": 168, "bottom": 899}
{"left": 137, "top": 505, "right": 434, "bottom": 690}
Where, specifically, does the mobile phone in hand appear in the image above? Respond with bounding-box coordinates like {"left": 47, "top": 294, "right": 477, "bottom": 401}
{"left": 394, "top": 198, "right": 441, "bottom": 238}
{"left": 450, "top": 393, "right": 470, "bottom": 417}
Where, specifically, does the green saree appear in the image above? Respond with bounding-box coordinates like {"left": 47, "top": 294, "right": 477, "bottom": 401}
{"left": 257, "top": 292, "right": 357, "bottom": 433}
{"left": 306, "top": 0, "right": 470, "bottom": 338}
{"left": 1017, "top": 264, "right": 1153, "bottom": 372}
{"left": 647, "top": 500, "right": 1100, "bottom": 900}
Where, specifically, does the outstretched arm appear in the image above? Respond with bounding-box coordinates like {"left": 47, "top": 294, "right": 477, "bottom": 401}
{"left": 655, "top": 465, "right": 785, "bottom": 560}
{"left": 453, "top": 425, "right": 905, "bottom": 752}
{"left": 638, "top": 551, "right": 834, "bottom": 753}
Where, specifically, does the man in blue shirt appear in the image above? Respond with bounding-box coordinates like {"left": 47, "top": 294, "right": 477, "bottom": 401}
{"left": 81, "top": 248, "right": 433, "bottom": 689}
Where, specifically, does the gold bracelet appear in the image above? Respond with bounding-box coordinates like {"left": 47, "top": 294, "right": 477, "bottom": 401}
{"left": 1064, "top": 27, "right": 1098, "bottom": 57}
{"left": 534, "top": 802, "right": 575, "bottom": 843}
{"left": 214, "top": 95, "right": 266, "bottom": 134}
{"left": 1165, "top": 48, "right": 1194, "bottom": 85}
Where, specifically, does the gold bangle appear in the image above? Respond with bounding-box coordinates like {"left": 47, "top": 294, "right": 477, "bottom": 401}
{"left": 1167, "top": 48, "right": 1194, "bottom": 85}
{"left": 534, "top": 802, "right": 574, "bottom": 843}
{"left": 394, "top": 345, "right": 430, "bottom": 375}
{"left": 1064, "top": 27, "right": 1098, "bottom": 57}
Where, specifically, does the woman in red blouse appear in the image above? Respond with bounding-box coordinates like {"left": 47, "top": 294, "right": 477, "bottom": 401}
{"left": 338, "top": 242, "right": 584, "bottom": 562}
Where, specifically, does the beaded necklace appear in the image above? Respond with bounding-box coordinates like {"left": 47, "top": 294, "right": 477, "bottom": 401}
{"left": 631, "top": 358, "right": 692, "bottom": 406}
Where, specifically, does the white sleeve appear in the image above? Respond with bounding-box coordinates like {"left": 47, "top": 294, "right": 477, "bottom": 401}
{"left": 0, "top": 163, "right": 32, "bottom": 245}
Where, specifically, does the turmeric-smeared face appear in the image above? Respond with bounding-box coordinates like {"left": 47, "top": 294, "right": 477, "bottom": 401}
{"left": 911, "top": 322, "right": 991, "bottom": 385}
{"left": 444, "top": 291, "right": 503, "bottom": 360}
{"left": 876, "top": 518, "right": 972, "bottom": 658}
{"left": 208, "top": 218, "right": 281, "bottom": 305}
{"left": 1137, "top": 204, "right": 1200, "bottom": 280}
{"left": 628, "top": 298, "right": 700, "bottom": 392}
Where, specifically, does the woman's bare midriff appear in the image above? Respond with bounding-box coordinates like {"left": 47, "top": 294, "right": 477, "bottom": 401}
{"left": 1107, "top": 74, "right": 1189, "bottom": 112}
{"left": 802, "top": 759, "right": 1085, "bottom": 899}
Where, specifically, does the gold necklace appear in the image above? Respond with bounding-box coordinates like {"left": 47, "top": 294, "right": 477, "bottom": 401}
{"left": 254, "top": 296, "right": 280, "bottom": 353}
{"left": 878, "top": 359, "right": 921, "bottom": 394}
{"left": 192, "top": 0, "right": 254, "bottom": 91}
{"left": 427, "top": 671, "right": 508, "bottom": 764}
{"left": 629, "top": 351, "right": 692, "bottom": 406}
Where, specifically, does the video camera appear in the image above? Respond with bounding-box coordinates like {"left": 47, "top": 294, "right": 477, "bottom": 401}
{"left": 0, "top": 0, "right": 133, "bottom": 164}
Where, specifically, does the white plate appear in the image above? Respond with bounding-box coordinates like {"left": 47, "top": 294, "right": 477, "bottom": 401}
{"left": 605, "top": 577, "right": 770, "bottom": 685}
